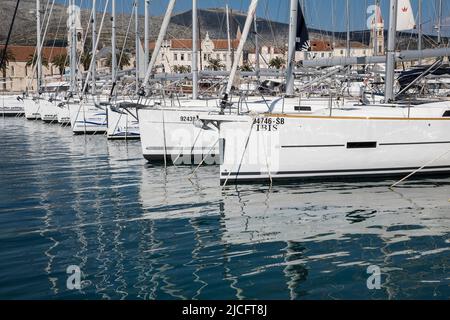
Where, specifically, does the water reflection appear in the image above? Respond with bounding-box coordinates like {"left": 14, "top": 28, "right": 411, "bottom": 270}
{"left": 0, "top": 118, "right": 449, "bottom": 300}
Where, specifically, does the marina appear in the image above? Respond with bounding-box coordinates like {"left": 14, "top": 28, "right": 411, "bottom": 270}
{"left": 0, "top": 0, "right": 449, "bottom": 301}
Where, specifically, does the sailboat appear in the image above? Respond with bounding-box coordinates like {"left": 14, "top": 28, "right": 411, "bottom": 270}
{"left": 0, "top": 94, "right": 25, "bottom": 117}
{"left": 20, "top": 0, "right": 69, "bottom": 123}
{"left": 134, "top": 0, "right": 221, "bottom": 160}
{"left": 135, "top": 0, "right": 353, "bottom": 164}
{"left": 23, "top": 0, "right": 45, "bottom": 120}
{"left": 106, "top": 0, "right": 143, "bottom": 140}
{"left": 197, "top": 0, "right": 450, "bottom": 184}
{"left": 68, "top": 0, "right": 108, "bottom": 134}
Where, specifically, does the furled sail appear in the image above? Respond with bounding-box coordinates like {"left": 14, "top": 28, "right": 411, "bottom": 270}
{"left": 138, "top": 40, "right": 146, "bottom": 79}
{"left": 397, "top": 0, "right": 416, "bottom": 31}
{"left": 295, "top": 1, "right": 310, "bottom": 51}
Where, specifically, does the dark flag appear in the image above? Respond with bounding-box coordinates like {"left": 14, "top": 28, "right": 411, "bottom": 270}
{"left": 295, "top": 1, "right": 310, "bottom": 51}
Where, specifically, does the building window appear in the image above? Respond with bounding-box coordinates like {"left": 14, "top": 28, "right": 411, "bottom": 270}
{"left": 321, "top": 53, "right": 325, "bottom": 58}
{"left": 174, "top": 53, "right": 178, "bottom": 61}
{"left": 188, "top": 53, "right": 191, "bottom": 61}
{"left": 181, "top": 53, "right": 185, "bottom": 61}
{"left": 378, "top": 45, "right": 383, "bottom": 53}
{"left": 11, "top": 66, "right": 15, "bottom": 76}
{"left": 340, "top": 50, "right": 344, "bottom": 55}
{"left": 204, "top": 53, "right": 207, "bottom": 60}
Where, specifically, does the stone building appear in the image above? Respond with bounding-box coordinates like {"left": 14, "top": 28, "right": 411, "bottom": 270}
{"left": 370, "top": 4, "right": 385, "bottom": 56}
{"left": 1, "top": 45, "right": 67, "bottom": 93}
{"left": 150, "top": 32, "right": 240, "bottom": 73}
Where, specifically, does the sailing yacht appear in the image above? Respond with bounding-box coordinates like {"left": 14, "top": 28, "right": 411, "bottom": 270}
{"left": 196, "top": 0, "right": 450, "bottom": 184}
{"left": 57, "top": 102, "right": 71, "bottom": 125}
{"left": 106, "top": 0, "right": 143, "bottom": 140}
{"left": 0, "top": 95, "right": 25, "bottom": 117}
{"left": 107, "top": 101, "right": 141, "bottom": 139}
{"left": 23, "top": 0, "right": 46, "bottom": 121}
{"left": 68, "top": 0, "right": 110, "bottom": 134}
{"left": 135, "top": 0, "right": 354, "bottom": 163}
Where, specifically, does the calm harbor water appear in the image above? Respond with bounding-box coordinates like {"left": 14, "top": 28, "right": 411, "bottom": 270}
{"left": 0, "top": 117, "right": 449, "bottom": 300}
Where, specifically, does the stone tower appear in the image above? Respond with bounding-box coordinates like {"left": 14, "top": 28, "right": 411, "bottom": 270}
{"left": 371, "top": 4, "right": 385, "bottom": 56}
{"left": 66, "top": 4, "right": 84, "bottom": 55}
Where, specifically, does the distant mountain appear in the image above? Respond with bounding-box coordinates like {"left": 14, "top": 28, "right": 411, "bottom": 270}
{"left": 0, "top": 0, "right": 445, "bottom": 52}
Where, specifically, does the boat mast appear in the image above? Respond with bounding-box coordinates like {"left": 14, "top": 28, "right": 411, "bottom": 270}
{"left": 226, "top": 4, "right": 232, "bottom": 71}
{"left": 384, "top": 0, "right": 398, "bottom": 102}
{"left": 437, "top": 0, "right": 443, "bottom": 45}
{"left": 134, "top": 0, "right": 139, "bottom": 91}
{"left": 91, "top": 0, "right": 97, "bottom": 94}
{"left": 346, "top": 0, "right": 350, "bottom": 57}
{"left": 70, "top": 0, "right": 77, "bottom": 95}
{"left": 254, "top": 14, "right": 260, "bottom": 82}
{"left": 141, "top": 0, "right": 177, "bottom": 91}
{"left": 36, "top": 0, "right": 43, "bottom": 93}
{"left": 111, "top": 0, "right": 117, "bottom": 83}
{"left": 286, "top": 0, "right": 298, "bottom": 96}
{"left": 373, "top": 0, "right": 378, "bottom": 55}
{"left": 192, "top": 0, "right": 199, "bottom": 100}
{"left": 222, "top": 0, "right": 259, "bottom": 104}
{"left": 332, "top": 0, "right": 336, "bottom": 50}
{"left": 418, "top": 0, "right": 422, "bottom": 64}
{"left": 145, "top": 0, "right": 150, "bottom": 74}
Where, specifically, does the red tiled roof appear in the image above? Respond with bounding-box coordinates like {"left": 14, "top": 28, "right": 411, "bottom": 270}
{"left": 212, "top": 39, "right": 239, "bottom": 50}
{"left": 310, "top": 40, "right": 333, "bottom": 52}
{"left": 0, "top": 45, "right": 67, "bottom": 62}
{"left": 171, "top": 39, "right": 194, "bottom": 49}
{"left": 334, "top": 41, "right": 370, "bottom": 49}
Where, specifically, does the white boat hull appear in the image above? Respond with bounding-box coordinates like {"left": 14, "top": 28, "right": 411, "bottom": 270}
{"left": 24, "top": 99, "right": 41, "bottom": 120}
{"left": 106, "top": 106, "right": 140, "bottom": 139}
{"left": 136, "top": 97, "right": 328, "bottom": 164}
{"left": 69, "top": 102, "right": 107, "bottom": 134}
{"left": 213, "top": 104, "right": 450, "bottom": 183}
{"left": 57, "top": 104, "right": 71, "bottom": 125}
{"left": 0, "top": 95, "right": 25, "bottom": 116}
{"left": 138, "top": 107, "right": 219, "bottom": 164}
{"left": 39, "top": 100, "right": 59, "bottom": 123}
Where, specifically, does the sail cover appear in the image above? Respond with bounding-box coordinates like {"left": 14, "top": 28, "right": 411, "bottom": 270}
{"left": 397, "top": 0, "right": 416, "bottom": 31}
{"left": 295, "top": 1, "right": 310, "bottom": 51}
{"left": 138, "top": 40, "right": 146, "bottom": 79}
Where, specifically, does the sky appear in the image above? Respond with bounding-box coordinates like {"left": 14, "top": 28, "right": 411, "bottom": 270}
{"left": 55, "top": 0, "right": 450, "bottom": 34}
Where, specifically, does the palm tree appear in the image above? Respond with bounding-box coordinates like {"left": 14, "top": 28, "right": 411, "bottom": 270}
{"left": 208, "top": 58, "right": 225, "bottom": 71}
{"left": 239, "top": 63, "right": 254, "bottom": 72}
{"left": 51, "top": 53, "right": 68, "bottom": 76}
{"left": 81, "top": 50, "right": 92, "bottom": 72}
{"left": 269, "top": 57, "right": 285, "bottom": 69}
{"left": 26, "top": 54, "right": 49, "bottom": 68}
{"left": 106, "top": 52, "right": 131, "bottom": 71}
{"left": 173, "top": 65, "right": 190, "bottom": 74}
{"left": 118, "top": 52, "right": 131, "bottom": 70}
{"left": 0, "top": 48, "right": 15, "bottom": 91}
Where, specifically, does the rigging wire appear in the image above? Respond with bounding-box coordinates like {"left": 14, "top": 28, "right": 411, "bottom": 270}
{"left": 0, "top": 0, "right": 21, "bottom": 79}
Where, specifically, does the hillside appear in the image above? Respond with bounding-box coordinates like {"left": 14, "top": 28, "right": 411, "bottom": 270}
{"left": 0, "top": 0, "right": 444, "bottom": 52}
